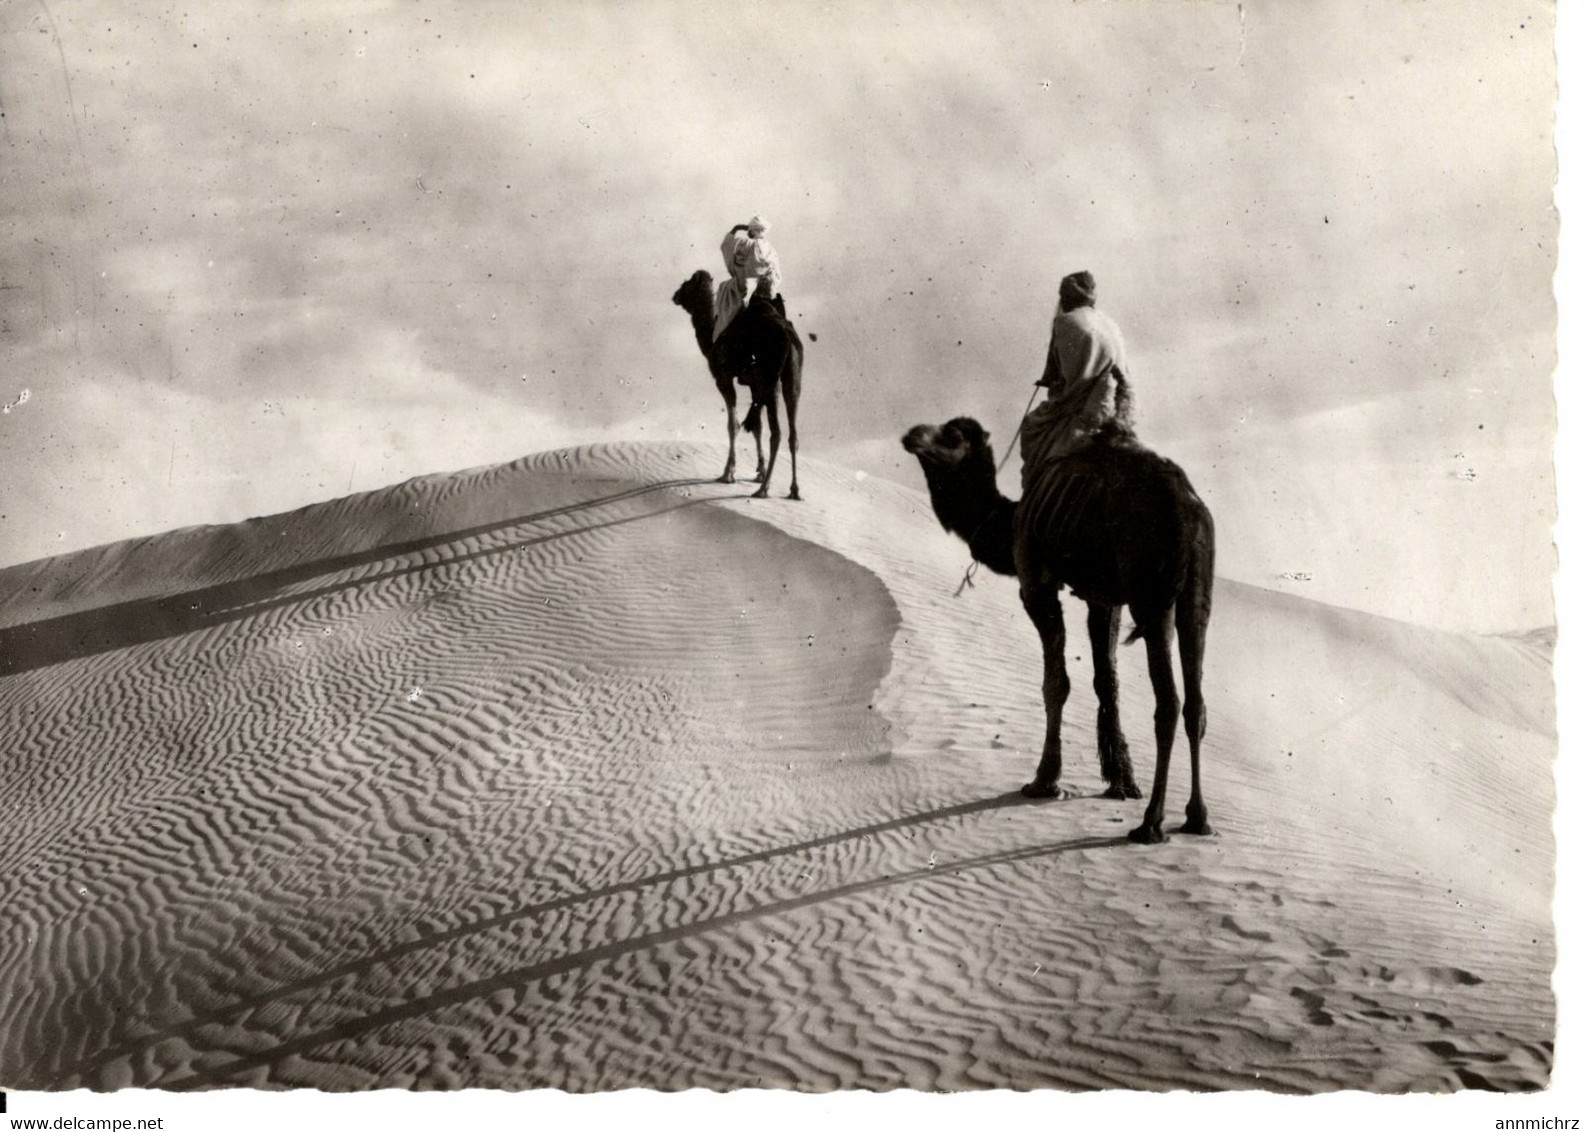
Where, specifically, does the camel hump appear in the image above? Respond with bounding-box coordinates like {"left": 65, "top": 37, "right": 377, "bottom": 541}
{"left": 1021, "top": 430, "right": 1201, "bottom": 541}
{"left": 1026, "top": 426, "right": 1142, "bottom": 484}
{"left": 747, "top": 291, "right": 785, "bottom": 316}
{"left": 1078, "top": 426, "right": 1196, "bottom": 491}
{"left": 745, "top": 293, "right": 792, "bottom": 329}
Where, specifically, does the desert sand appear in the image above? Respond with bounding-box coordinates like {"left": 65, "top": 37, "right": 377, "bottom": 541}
{"left": 0, "top": 441, "right": 1555, "bottom": 1092}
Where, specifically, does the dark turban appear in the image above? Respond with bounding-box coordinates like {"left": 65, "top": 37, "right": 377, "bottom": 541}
{"left": 1060, "top": 270, "right": 1097, "bottom": 307}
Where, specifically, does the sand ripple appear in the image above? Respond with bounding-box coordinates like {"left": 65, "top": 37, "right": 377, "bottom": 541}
{"left": 0, "top": 441, "right": 1554, "bottom": 1092}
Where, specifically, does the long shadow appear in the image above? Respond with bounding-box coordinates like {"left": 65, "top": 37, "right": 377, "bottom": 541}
{"left": 54, "top": 791, "right": 1043, "bottom": 1085}
{"left": 0, "top": 477, "right": 716, "bottom": 677}
{"left": 163, "top": 827, "right": 1125, "bottom": 1090}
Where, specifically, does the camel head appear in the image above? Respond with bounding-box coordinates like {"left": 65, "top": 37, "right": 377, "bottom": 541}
{"left": 902, "top": 416, "right": 1014, "bottom": 562}
{"left": 671, "top": 270, "right": 714, "bottom": 313}
{"left": 901, "top": 417, "right": 996, "bottom": 474}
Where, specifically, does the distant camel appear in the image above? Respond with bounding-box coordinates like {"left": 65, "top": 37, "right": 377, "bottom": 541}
{"left": 672, "top": 270, "right": 804, "bottom": 500}
{"left": 901, "top": 417, "right": 1216, "bottom": 844}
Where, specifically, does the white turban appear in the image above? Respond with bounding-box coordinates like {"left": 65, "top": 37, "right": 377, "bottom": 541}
{"left": 747, "top": 215, "right": 769, "bottom": 237}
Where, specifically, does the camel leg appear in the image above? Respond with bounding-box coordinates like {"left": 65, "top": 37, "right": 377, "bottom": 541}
{"left": 1087, "top": 602, "right": 1139, "bottom": 800}
{"left": 1176, "top": 594, "right": 1213, "bottom": 835}
{"left": 782, "top": 362, "right": 800, "bottom": 501}
{"left": 752, "top": 396, "right": 781, "bottom": 500}
{"left": 743, "top": 404, "right": 767, "bottom": 483}
{"left": 718, "top": 387, "right": 738, "bottom": 484}
{"left": 1019, "top": 583, "right": 1068, "bottom": 798}
{"left": 1129, "top": 612, "right": 1180, "bottom": 845}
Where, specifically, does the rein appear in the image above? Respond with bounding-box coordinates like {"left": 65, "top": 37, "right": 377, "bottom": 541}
{"left": 953, "top": 513, "right": 994, "bottom": 596}
{"left": 996, "top": 385, "right": 1040, "bottom": 475}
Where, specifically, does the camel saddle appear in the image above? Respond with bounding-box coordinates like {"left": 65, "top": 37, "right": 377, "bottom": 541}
{"left": 1016, "top": 426, "right": 1142, "bottom": 557}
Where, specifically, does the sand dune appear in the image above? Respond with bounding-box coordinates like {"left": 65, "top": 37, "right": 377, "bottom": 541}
{"left": 0, "top": 441, "right": 1554, "bottom": 1092}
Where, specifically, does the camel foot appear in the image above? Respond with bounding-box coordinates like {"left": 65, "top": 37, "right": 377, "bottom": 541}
{"left": 1102, "top": 782, "right": 1143, "bottom": 801}
{"left": 787, "top": 488, "right": 802, "bottom": 501}
{"left": 1128, "top": 822, "right": 1166, "bottom": 845}
{"left": 751, "top": 485, "right": 771, "bottom": 499}
{"left": 716, "top": 473, "right": 736, "bottom": 484}
{"left": 1020, "top": 779, "right": 1061, "bottom": 800}
{"left": 1180, "top": 800, "right": 1213, "bottom": 835}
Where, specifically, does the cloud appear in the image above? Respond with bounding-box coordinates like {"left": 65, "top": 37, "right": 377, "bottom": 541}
{"left": 1162, "top": 381, "right": 1555, "bottom": 632}
{"left": 0, "top": 357, "right": 614, "bottom": 567}
{"left": 0, "top": 0, "right": 1558, "bottom": 629}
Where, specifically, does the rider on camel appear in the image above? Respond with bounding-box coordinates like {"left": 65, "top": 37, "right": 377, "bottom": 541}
{"left": 1018, "top": 269, "right": 1135, "bottom": 492}
{"left": 712, "top": 216, "right": 784, "bottom": 340}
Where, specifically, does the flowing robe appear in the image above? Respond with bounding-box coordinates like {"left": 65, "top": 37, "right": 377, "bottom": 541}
{"left": 712, "top": 230, "right": 783, "bottom": 340}
{"left": 1019, "top": 305, "right": 1129, "bottom": 491}
{"left": 712, "top": 229, "right": 752, "bottom": 341}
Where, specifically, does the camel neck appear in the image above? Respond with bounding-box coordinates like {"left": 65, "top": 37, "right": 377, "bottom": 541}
{"left": 930, "top": 476, "right": 1017, "bottom": 577}
{"left": 966, "top": 495, "right": 1017, "bottom": 576}
{"left": 689, "top": 301, "right": 715, "bottom": 354}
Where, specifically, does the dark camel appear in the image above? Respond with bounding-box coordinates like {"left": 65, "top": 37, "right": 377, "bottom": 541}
{"left": 672, "top": 270, "right": 804, "bottom": 500}
{"left": 901, "top": 417, "right": 1216, "bottom": 844}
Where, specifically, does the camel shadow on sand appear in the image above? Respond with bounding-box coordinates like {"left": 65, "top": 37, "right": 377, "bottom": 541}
{"left": 0, "top": 477, "right": 735, "bottom": 677}
{"left": 50, "top": 792, "right": 1126, "bottom": 1090}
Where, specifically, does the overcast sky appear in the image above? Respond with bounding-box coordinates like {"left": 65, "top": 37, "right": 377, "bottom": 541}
{"left": 0, "top": 0, "right": 1559, "bottom": 632}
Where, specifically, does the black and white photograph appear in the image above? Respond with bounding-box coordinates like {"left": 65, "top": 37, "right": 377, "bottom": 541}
{"left": 0, "top": 0, "right": 1576, "bottom": 1122}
